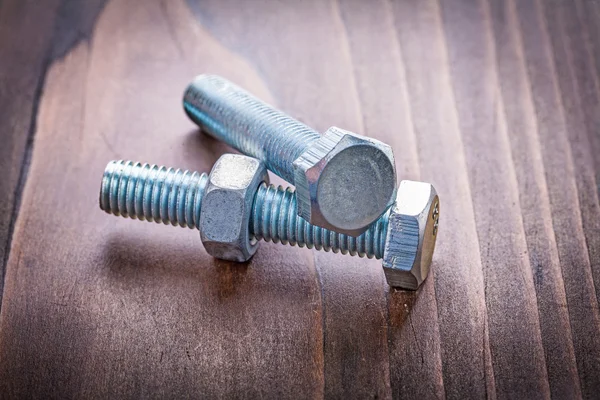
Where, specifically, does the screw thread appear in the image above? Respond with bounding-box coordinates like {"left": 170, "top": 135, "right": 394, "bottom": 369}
{"left": 99, "top": 160, "right": 209, "bottom": 229}
{"left": 183, "top": 75, "right": 320, "bottom": 184}
{"left": 100, "top": 161, "right": 388, "bottom": 259}
{"left": 251, "top": 183, "right": 388, "bottom": 259}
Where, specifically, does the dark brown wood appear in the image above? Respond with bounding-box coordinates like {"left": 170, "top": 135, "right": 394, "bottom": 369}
{"left": 0, "top": 0, "right": 61, "bottom": 304}
{"left": 0, "top": 0, "right": 108, "bottom": 303}
{"left": 488, "top": 1, "right": 582, "bottom": 398}
{"left": 514, "top": 1, "right": 600, "bottom": 398}
{"left": 0, "top": 0, "right": 599, "bottom": 398}
{"left": 438, "top": 1, "right": 550, "bottom": 398}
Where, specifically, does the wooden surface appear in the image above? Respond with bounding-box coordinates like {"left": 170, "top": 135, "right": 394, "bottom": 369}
{"left": 0, "top": 0, "right": 599, "bottom": 398}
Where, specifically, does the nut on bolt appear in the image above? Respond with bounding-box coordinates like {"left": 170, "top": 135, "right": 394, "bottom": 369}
{"left": 183, "top": 75, "right": 397, "bottom": 236}
{"left": 200, "top": 155, "right": 268, "bottom": 262}
{"left": 99, "top": 154, "right": 439, "bottom": 290}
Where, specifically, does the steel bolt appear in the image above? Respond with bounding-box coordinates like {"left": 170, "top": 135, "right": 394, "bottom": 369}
{"left": 99, "top": 155, "right": 439, "bottom": 290}
{"left": 183, "top": 75, "right": 397, "bottom": 237}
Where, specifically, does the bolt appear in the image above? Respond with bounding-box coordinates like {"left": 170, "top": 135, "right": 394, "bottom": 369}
{"left": 99, "top": 155, "right": 439, "bottom": 290}
{"left": 183, "top": 75, "right": 397, "bottom": 237}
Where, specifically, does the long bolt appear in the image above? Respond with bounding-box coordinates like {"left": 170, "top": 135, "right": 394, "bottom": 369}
{"left": 100, "top": 160, "right": 389, "bottom": 258}
{"left": 182, "top": 75, "right": 397, "bottom": 237}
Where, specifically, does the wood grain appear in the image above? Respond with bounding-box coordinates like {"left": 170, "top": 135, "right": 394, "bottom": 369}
{"left": 0, "top": 0, "right": 61, "bottom": 305}
{"left": 390, "top": 1, "right": 495, "bottom": 398}
{"left": 439, "top": 0, "right": 550, "bottom": 397}
{"left": 488, "top": 0, "right": 581, "bottom": 398}
{"left": 0, "top": 0, "right": 599, "bottom": 398}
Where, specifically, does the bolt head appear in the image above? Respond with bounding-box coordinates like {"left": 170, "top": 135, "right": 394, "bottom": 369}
{"left": 293, "top": 127, "right": 397, "bottom": 236}
{"left": 200, "top": 154, "right": 269, "bottom": 262}
{"left": 382, "top": 180, "right": 439, "bottom": 290}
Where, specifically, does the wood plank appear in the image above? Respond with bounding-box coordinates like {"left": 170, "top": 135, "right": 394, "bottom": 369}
{"left": 540, "top": 1, "right": 600, "bottom": 395}
{"left": 1, "top": 0, "right": 600, "bottom": 397}
{"left": 574, "top": 0, "right": 600, "bottom": 191}
{"left": 0, "top": 0, "right": 108, "bottom": 306}
{"left": 438, "top": 0, "right": 550, "bottom": 397}
{"left": 0, "top": 0, "right": 323, "bottom": 397}
{"left": 487, "top": 0, "right": 581, "bottom": 397}
{"left": 0, "top": 0, "right": 62, "bottom": 304}
{"left": 388, "top": 0, "right": 495, "bottom": 398}
{"left": 514, "top": 0, "right": 600, "bottom": 397}
{"left": 546, "top": 0, "right": 600, "bottom": 308}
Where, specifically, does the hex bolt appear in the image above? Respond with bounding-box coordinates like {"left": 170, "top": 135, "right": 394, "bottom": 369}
{"left": 99, "top": 155, "right": 439, "bottom": 290}
{"left": 183, "top": 75, "right": 397, "bottom": 237}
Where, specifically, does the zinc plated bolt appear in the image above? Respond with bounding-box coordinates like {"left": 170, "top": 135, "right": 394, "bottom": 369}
{"left": 183, "top": 75, "right": 397, "bottom": 237}
{"left": 99, "top": 155, "right": 440, "bottom": 290}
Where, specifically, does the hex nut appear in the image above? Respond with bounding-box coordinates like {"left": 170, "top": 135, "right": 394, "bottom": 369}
{"left": 200, "top": 154, "right": 269, "bottom": 262}
{"left": 293, "top": 126, "right": 397, "bottom": 237}
{"left": 382, "top": 180, "right": 439, "bottom": 290}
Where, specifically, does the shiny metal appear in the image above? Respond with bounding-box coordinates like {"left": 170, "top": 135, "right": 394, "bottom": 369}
{"left": 199, "top": 155, "right": 268, "bottom": 262}
{"left": 183, "top": 75, "right": 397, "bottom": 237}
{"left": 99, "top": 155, "right": 439, "bottom": 290}
{"left": 382, "top": 181, "right": 440, "bottom": 290}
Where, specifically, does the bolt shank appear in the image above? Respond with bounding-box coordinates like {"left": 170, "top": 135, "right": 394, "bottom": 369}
{"left": 100, "top": 160, "right": 387, "bottom": 259}
{"left": 183, "top": 75, "right": 320, "bottom": 184}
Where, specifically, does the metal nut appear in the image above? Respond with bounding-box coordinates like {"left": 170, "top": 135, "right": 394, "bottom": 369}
{"left": 199, "top": 154, "right": 269, "bottom": 262}
{"left": 293, "top": 126, "right": 397, "bottom": 236}
{"left": 382, "top": 180, "right": 440, "bottom": 290}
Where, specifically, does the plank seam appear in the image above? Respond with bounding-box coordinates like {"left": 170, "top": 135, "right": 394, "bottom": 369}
{"left": 480, "top": 0, "right": 552, "bottom": 395}
{"left": 313, "top": 253, "right": 327, "bottom": 398}
{"left": 0, "top": 49, "right": 52, "bottom": 312}
{"left": 430, "top": 0, "right": 495, "bottom": 395}
{"left": 537, "top": 0, "right": 600, "bottom": 315}
{"left": 532, "top": 0, "right": 600, "bottom": 392}
{"left": 500, "top": 0, "right": 581, "bottom": 396}
{"left": 556, "top": 0, "right": 600, "bottom": 309}
{"left": 573, "top": 0, "right": 600, "bottom": 198}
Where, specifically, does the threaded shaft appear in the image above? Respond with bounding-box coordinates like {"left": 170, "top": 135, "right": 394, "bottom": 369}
{"left": 251, "top": 183, "right": 388, "bottom": 258}
{"left": 100, "top": 161, "right": 388, "bottom": 259}
{"left": 99, "top": 160, "right": 209, "bottom": 229}
{"left": 183, "top": 75, "right": 320, "bottom": 184}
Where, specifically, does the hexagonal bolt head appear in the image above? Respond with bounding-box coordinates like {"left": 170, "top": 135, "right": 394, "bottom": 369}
{"left": 383, "top": 181, "right": 440, "bottom": 290}
{"left": 200, "top": 154, "right": 269, "bottom": 262}
{"left": 293, "top": 126, "right": 397, "bottom": 237}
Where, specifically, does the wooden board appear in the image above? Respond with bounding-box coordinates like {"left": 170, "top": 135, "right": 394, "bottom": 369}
{"left": 0, "top": 0, "right": 598, "bottom": 398}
